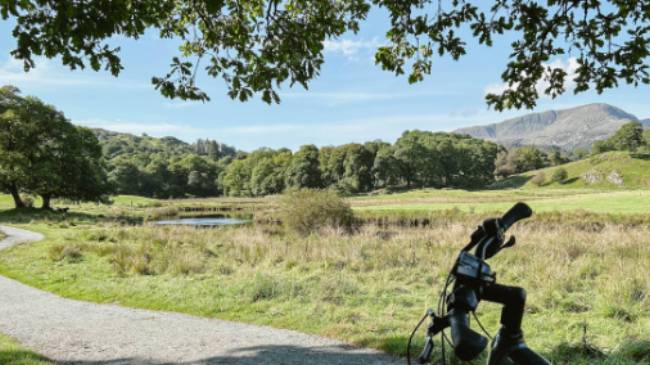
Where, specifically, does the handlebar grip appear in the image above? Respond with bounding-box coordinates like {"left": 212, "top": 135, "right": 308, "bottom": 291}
{"left": 500, "top": 202, "right": 533, "bottom": 232}
{"left": 448, "top": 309, "right": 488, "bottom": 361}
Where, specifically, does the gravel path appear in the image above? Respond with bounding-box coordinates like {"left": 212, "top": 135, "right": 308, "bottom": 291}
{"left": 0, "top": 226, "right": 401, "bottom": 365}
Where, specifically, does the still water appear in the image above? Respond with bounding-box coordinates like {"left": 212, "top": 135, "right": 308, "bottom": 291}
{"left": 154, "top": 217, "right": 248, "bottom": 227}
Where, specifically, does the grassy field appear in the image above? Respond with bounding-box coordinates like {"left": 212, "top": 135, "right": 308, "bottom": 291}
{"left": 351, "top": 189, "right": 650, "bottom": 215}
{"left": 0, "top": 196, "right": 649, "bottom": 364}
{"left": 0, "top": 184, "right": 649, "bottom": 363}
{"left": 494, "top": 151, "right": 650, "bottom": 190}
{"left": 0, "top": 333, "right": 52, "bottom": 365}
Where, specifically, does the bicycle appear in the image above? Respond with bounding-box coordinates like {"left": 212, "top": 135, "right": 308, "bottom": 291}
{"left": 407, "top": 202, "right": 552, "bottom": 365}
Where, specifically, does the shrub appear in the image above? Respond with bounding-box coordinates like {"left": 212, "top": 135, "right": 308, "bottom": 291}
{"left": 552, "top": 168, "right": 568, "bottom": 183}
{"left": 531, "top": 171, "right": 546, "bottom": 186}
{"left": 278, "top": 189, "right": 354, "bottom": 235}
{"left": 48, "top": 244, "right": 83, "bottom": 263}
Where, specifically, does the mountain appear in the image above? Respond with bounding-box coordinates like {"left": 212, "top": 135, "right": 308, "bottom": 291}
{"left": 454, "top": 103, "right": 640, "bottom": 150}
{"left": 641, "top": 118, "right": 650, "bottom": 127}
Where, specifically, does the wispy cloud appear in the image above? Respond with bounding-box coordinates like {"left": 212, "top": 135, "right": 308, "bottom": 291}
{"left": 280, "top": 89, "right": 459, "bottom": 105}
{"left": 72, "top": 108, "right": 520, "bottom": 151}
{"left": 75, "top": 119, "right": 202, "bottom": 139}
{"left": 0, "top": 58, "right": 147, "bottom": 89}
{"left": 215, "top": 111, "right": 511, "bottom": 150}
{"left": 323, "top": 38, "right": 382, "bottom": 60}
{"left": 162, "top": 101, "right": 203, "bottom": 109}
{"left": 484, "top": 57, "right": 580, "bottom": 97}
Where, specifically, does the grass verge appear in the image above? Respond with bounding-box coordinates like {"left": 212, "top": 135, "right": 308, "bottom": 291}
{"left": 0, "top": 333, "right": 52, "bottom": 365}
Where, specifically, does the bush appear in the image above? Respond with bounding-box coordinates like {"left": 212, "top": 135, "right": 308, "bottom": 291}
{"left": 552, "top": 168, "right": 568, "bottom": 183}
{"left": 48, "top": 244, "right": 84, "bottom": 263}
{"left": 531, "top": 171, "right": 546, "bottom": 186}
{"left": 278, "top": 189, "right": 354, "bottom": 235}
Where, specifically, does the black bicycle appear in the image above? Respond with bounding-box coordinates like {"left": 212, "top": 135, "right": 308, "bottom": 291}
{"left": 408, "top": 202, "right": 552, "bottom": 365}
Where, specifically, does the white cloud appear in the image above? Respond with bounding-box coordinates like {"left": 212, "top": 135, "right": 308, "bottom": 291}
{"left": 323, "top": 38, "right": 382, "bottom": 60}
{"left": 484, "top": 57, "right": 580, "bottom": 97}
{"left": 75, "top": 119, "right": 202, "bottom": 139}
{"left": 162, "top": 101, "right": 203, "bottom": 109}
{"left": 280, "top": 89, "right": 460, "bottom": 105}
{"left": 0, "top": 58, "right": 146, "bottom": 89}
{"left": 215, "top": 111, "right": 507, "bottom": 150}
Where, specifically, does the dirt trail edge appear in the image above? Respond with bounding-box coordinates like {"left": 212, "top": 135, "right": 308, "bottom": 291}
{"left": 0, "top": 225, "right": 401, "bottom": 365}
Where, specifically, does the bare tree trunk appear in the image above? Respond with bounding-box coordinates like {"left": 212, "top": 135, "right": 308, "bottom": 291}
{"left": 9, "top": 183, "right": 25, "bottom": 209}
{"left": 41, "top": 194, "right": 51, "bottom": 210}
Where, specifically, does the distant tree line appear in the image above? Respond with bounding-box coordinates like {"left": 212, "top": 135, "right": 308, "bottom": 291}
{"left": 494, "top": 146, "right": 569, "bottom": 179}
{"left": 220, "top": 132, "right": 503, "bottom": 197}
{"left": 8, "top": 85, "right": 628, "bottom": 206}
{"left": 97, "top": 130, "right": 238, "bottom": 198}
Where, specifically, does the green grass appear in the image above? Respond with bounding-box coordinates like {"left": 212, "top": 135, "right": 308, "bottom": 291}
{"left": 0, "top": 211, "right": 649, "bottom": 364}
{"left": 495, "top": 151, "right": 650, "bottom": 189}
{"left": 1, "top": 185, "right": 650, "bottom": 364}
{"left": 0, "top": 333, "right": 52, "bottom": 365}
{"left": 351, "top": 189, "right": 650, "bottom": 215}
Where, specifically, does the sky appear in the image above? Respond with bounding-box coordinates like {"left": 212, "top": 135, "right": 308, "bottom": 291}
{"left": 1, "top": 8, "right": 649, "bottom": 151}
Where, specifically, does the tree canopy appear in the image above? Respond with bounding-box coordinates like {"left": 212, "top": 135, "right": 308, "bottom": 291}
{"left": 592, "top": 121, "right": 647, "bottom": 154}
{"left": 0, "top": 86, "right": 110, "bottom": 208}
{"left": 3, "top": 1, "right": 649, "bottom": 109}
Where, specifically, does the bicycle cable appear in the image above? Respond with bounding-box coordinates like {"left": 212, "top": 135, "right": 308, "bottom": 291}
{"left": 407, "top": 311, "right": 431, "bottom": 365}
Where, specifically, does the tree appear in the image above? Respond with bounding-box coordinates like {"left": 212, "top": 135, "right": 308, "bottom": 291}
{"left": 495, "top": 147, "right": 549, "bottom": 178}
{"left": 592, "top": 121, "right": 646, "bottom": 155}
{"left": 250, "top": 152, "right": 291, "bottom": 196}
{"left": 548, "top": 148, "right": 568, "bottom": 166}
{"left": 0, "top": 86, "right": 110, "bottom": 209}
{"left": 35, "top": 126, "right": 111, "bottom": 210}
{"left": 394, "top": 131, "right": 438, "bottom": 188}
{"left": 0, "top": 86, "right": 32, "bottom": 208}
{"left": 285, "top": 145, "right": 322, "bottom": 189}
{"left": 609, "top": 122, "right": 645, "bottom": 152}
{"left": 372, "top": 146, "right": 401, "bottom": 188}
{"left": 4, "top": 2, "right": 649, "bottom": 109}
{"left": 591, "top": 140, "right": 615, "bottom": 155}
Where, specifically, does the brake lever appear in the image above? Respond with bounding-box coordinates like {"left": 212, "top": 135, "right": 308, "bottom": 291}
{"left": 416, "top": 311, "right": 451, "bottom": 364}
{"left": 502, "top": 236, "right": 516, "bottom": 249}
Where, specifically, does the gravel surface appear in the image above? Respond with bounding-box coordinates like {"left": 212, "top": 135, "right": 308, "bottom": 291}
{"left": 0, "top": 225, "right": 401, "bottom": 365}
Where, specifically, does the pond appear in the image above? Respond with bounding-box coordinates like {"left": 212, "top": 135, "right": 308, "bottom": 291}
{"left": 154, "top": 217, "right": 249, "bottom": 227}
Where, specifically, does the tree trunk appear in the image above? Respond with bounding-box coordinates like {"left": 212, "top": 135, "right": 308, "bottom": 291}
{"left": 41, "top": 194, "right": 52, "bottom": 210}
{"left": 9, "top": 183, "right": 25, "bottom": 209}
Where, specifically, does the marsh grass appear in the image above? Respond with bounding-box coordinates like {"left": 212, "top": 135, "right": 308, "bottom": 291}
{"left": 0, "top": 214, "right": 649, "bottom": 364}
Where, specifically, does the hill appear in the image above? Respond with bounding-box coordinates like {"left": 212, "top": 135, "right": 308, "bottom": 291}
{"left": 493, "top": 151, "right": 650, "bottom": 189}
{"left": 91, "top": 128, "right": 237, "bottom": 160}
{"left": 455, "top": 103, "right": 641, "bottom": 150}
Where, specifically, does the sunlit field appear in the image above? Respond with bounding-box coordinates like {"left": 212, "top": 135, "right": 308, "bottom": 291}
{"left": 351, "top": 189, "right": 650, "bottom": 214}
{"left": 1, "top": 188, "right": 649, "bottom": 364}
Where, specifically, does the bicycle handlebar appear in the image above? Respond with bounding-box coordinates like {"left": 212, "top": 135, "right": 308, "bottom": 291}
{"left": 499, "top": 202, "right": 532, "bottom": 232}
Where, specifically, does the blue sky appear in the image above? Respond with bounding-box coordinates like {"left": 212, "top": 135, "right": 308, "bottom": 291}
{"left": 1, "top": 9, "right": 649, "bottom": 151}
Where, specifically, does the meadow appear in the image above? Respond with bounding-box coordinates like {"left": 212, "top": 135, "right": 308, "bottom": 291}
{"left": 0, "top": 189, "right": 649, "bottom": 364}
